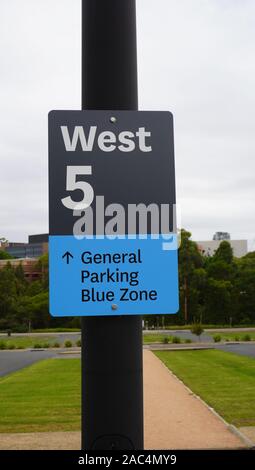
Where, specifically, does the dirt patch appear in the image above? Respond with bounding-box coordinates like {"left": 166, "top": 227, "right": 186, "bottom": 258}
{"left": 0, "top": 432, "right": 80, "bottom": 450}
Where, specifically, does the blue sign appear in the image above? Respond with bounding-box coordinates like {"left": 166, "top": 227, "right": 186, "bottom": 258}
{"left": 49, "top": 234, "right": 178, "bottom": 316}
{"left": 48, "top": 110, "right": 179, "bottom": 317}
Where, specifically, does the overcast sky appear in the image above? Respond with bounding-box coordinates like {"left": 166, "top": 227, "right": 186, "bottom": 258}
{"left": 1, "top": 0, "right": 255, "bottom": 248}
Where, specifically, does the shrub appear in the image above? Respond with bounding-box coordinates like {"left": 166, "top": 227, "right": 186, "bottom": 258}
{"left": 162, "top": 337, "right": 169, "bottom": 344}
{"left": 33, "top": 343, "right": 42, "bottom": 349}
{"left": 76, "top": 339, "right": 81, "bottom": 347}
{"left": 0, "top": 341, "right": 6, "bottom": 350}
{"left": 234, "top": 336, "right": 240, "bottom": 342}
{"left": 213, "top": 335, "right": 221, "bottom": 343}
{"left": 185, "top": 339, "right": 192, "bottom": 344}
{"left": 172, "top": 336, "right": 181, "bottom": 344}
{"left": 8, "top": 343, "right": 16, "bottom": 350}
{"left": 65, "top": 340, "right": 73, "bottom": 348}
{"left": 191, "top": 323, "right": 204, "bottom": 341}
{"left": 53, "top": 342, "right": 60, "bottom": 348}
{"left": 42, "top": 343, "right": 50, "bottom": 349}
{"left": 242, "top": 334, "right": 251, "bottom": 342}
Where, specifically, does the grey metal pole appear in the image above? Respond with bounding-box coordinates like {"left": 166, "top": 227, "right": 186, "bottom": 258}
{"left": 81, "top": 0, "right": 144, "bottom": 450}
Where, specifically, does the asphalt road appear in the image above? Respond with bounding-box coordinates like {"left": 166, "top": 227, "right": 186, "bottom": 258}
{"left": 174, "top": 330, "right": 213, "bottom": 342}
{"left": 0, "top": 333, "right": 254, "bottom": 379}
{"left": 0, "top": 344, "right": 254, "bottom": 380}
{"left": 0, "top": 333, "right": 81, "bottom": 346}
{"left": 144, "top": 330, "right": 214, "bottom": 342}
{"left": 218, "top": 343, "right": 255, "bottom": 359}
{"left": 0, "top": 350, "right": 57, "bottom": 377}
{"left": 1, "top": 331, "right": 212, "bottom": 344}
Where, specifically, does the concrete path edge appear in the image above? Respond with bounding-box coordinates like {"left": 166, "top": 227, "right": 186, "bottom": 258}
{"left": 155, "top": 351, "right": 254, "bottom": 448}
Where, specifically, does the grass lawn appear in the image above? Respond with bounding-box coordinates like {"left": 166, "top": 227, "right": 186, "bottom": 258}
{"left": 155, "top": 350, "right": 255, "bottom": 427}
{"left": 210, "top": 331, "right": 255, "bottom": 342}
{"left": 0, "top": 352, "right": 255, "bottom": 434}
{"left": 0, "top": 336, "right": 56, "bottom": 349}
{"left": 32, "top": 328, "right": 81, "bottom": 333}
{"left": 143, "top": 334, "right": 174, "bottom": 344}
{"left": 0, "top": 359, "right": 81, "bottom": 433}
{"left": 0, "top": 333, "right": 185, "bottom": 348}
{"left": 143, "top": 334, "right": 189, "bottom": 344}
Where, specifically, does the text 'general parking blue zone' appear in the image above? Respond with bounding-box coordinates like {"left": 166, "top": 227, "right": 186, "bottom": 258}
{"left": 49, "top": 235, "right": 179, "bottom": 316}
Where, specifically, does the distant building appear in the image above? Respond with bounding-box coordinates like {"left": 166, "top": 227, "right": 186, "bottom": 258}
{"left": 213, "top": 232, "right": 230, "bottom": 241}
{"left": 28, "top": 234, "right": 48, "bottom": 244}
{"left": 0, "top": 258, "right": 41, "bottom": 282}
{"left": 197, "top": 239, "right": 247, "bottom": 258}
{"left": 4, "top": 234, "right": 48, "bottom": 259}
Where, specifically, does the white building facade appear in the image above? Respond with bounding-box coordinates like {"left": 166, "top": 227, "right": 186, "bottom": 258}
{"left": 196, "top": 239, "right": 247, "bottom": 258}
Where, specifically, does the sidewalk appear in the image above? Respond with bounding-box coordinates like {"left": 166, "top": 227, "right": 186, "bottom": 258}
{"left": 143, "top": 350, "right": 247, "bottom": 449}
{"left": 0, "top": 350, "right": 249, "bottom": 450}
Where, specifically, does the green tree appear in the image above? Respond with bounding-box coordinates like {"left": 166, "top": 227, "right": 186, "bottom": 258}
{"left": 234, "top": 252, "right": 255, "bottom": 324}
{"left": 214, "top": 241, "right": 233, "bottom": 264}
{"left": 29, "top": 291, "right": 50, "bottom": 329}
{"left": 0, "top": 263, "right": 17, "bottom": 329}
{"left": 37, "top": 253, "right": 49, "bottom": 288}
{"left": 204, "top": 278, "right": 232, "bottom": 324}
{"left": 207, "top": 259, "right": 234, "bottom": 281}
{"left": 178, "top": 229, "right": 204, "bottom": 323}
{"left": 15, "top": 291, "right": 50, "bottom": 331}
{"left": 0, "top": 250, "right": 13, "bottom": 260}
{"left": 15, "top": 263, "right": 27, "bottom": 296}
{"left": 204, "top": 240, "right": 237, "bottom": 324}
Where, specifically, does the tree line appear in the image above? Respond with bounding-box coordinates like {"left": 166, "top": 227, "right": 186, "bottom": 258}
{"left": 0, "top": 253, "right": 80, "bottom": 331}
{"left": 0, "top": 229, "right": 254, "bottom": 331}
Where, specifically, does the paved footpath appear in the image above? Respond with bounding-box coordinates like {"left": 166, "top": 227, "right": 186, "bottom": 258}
{"left": 143, "top": 350, "right": 247, "bottom": 449}
{"left": 0, "top": 350, "right": 249, "bottom": 450}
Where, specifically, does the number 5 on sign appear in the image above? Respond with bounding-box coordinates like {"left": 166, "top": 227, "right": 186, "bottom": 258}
{"left": 61, "top": 166, "right": 94, "bottom": 210}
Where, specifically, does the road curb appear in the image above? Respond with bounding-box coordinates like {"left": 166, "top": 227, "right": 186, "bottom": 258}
{"left": 144, "top": 344, "right": 215, "bottom": 351}
{"left": 227, "top": 425, "right": 255, "bottom": 448}
{"left": 58, "top": 350, "right": 81, "bottom": 355}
